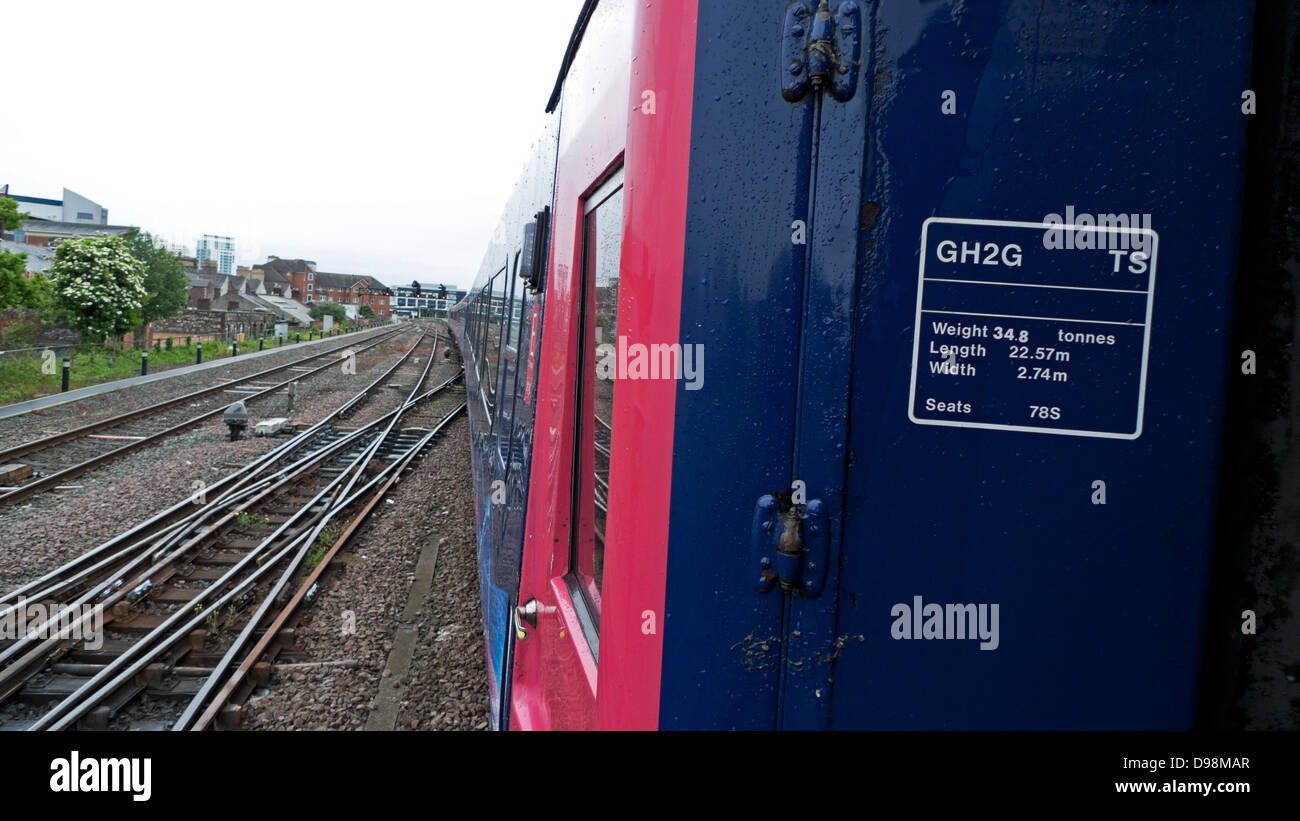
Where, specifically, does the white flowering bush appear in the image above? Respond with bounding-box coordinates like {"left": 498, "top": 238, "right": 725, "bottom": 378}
{"left": 48, "top": 235, "right": 148, "bottom": 342}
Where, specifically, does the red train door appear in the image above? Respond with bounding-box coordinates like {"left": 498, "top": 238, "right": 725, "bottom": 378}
{"left": 508, "top": 0, "right": 632, "bottom": 730}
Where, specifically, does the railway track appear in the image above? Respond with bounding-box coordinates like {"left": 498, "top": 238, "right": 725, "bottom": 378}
{"left": 0, "top": 325, "right": 410, "bottom": 505}
{"left": 0, "top": 325, "right": 465, "bottom": 730}
{"left": 0, "top": 325, "right": 439, "bottom": 615}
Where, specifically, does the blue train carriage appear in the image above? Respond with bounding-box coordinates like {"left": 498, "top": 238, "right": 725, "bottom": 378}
{"left": 662, "top": 0, "right": 1252, "bottom": 730}
{"left": 454, "top": 0, "right": 1259, "bottom": 729}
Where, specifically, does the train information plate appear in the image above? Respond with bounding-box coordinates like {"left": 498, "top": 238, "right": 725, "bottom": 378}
{"left": 908, "top": 217, "right": 1157, "bottom": 439}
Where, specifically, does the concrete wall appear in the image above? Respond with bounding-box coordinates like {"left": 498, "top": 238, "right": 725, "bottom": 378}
{"left": 12, "top": 200, "right": 61, "bottom": 221}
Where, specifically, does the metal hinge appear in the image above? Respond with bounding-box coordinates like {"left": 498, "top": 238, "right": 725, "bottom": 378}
{"left": 751, "top": 492, "right": 831, "bottom": 597}
{"left": 781, "top": 0, "right": 862, "bottom": 104}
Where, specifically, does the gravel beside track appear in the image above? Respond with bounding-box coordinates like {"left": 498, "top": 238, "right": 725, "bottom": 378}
{"left": 392, "top": 425, "right": 488, "bottom": 731}
{"left": 242, "top": 372, "right": 487, "bottom": 731}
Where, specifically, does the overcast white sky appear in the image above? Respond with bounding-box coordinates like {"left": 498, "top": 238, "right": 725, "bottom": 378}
{"left": 1, "top": 0, "right": 586, "bottom": 290}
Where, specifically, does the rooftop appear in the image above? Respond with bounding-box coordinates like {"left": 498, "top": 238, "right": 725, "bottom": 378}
{"left": 314, "top": 272, "right": 392, "bottom": 293}
{"left": 259, "top": 257, "right": 315, "bottom": 276}
{"left": 8, "top": 194, "right": 61, "bottom": 206}
{"left": 253, "top": 293, "right": 314, "bottom": 325}
{"left": 21, "top": 218, "right": 133, "bottom": 237}
{"left": 0, "top": 240, "right": 55, "bottom": 273}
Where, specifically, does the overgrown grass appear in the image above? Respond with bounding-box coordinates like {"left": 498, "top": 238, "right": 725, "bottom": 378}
{"left": 234, "top": 510, "right": 270, "bottom": 528}
{"left": 0, "top": 323, "right": 41, "bottom": 347}
{"left": 306, "top": 543, "right": 329, "bottom": 568}
{"left": 306, "top": 526, "right": 340, "bottom": 568}
{"left": 0, "top": 334, "right": 302, "bottom": 405}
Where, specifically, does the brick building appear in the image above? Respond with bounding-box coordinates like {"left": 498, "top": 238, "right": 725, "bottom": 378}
{"left": 306, "top": 272, "right": 392, "bottom": 319}
{"left": 245, "top": 256, "right": 394, "bottom": 320}
{"left": 256, "top": 256, "right": 316, "bottom": 300}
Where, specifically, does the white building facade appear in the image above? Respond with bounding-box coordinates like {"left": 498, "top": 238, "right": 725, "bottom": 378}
{"left": 197, "top": 234, "right": 237, "bottom": 276}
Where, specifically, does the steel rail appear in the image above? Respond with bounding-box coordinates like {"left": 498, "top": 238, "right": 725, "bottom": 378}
{"left": 25, "top": 426, "right": 398, "bottom": 728}
{"left": 0, "top": 324, "right": 400, "bottom": 461}
{"left": 180, "top": 402, "right": 465, "bottom": 730}
{"left": 0, "top": 328, "right": 407, "bottom": 505}
{"left": 0, "top": 329, "right": 442, "bottom": 680}
{"left": 0, "top": 369, "right": 448, "bottom": 689}
{"left": 175, "top": 337, "right": 452, "bottom": 729}
{"left": 32, "top": 378, "right": 464, "bottom": 730}
{"left": 0, "top": 325, "right": 435, "bottom": 609}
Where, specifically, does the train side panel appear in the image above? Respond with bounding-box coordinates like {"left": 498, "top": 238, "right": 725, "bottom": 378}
{"left": 454, "top": 119, "right": 558, "bottom": 730}
{"left": 658, "top": 0, "right": 1254, "bottom": 728}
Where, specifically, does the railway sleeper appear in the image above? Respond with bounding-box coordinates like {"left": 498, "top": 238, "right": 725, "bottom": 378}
{"left": 0, "top": 463, "right": 34, "bottom": 484}
{"left": 65, "top": 631, "right": 202, "bottom": 663}
{"left": 193, "top": 551, "right": 248, "bottom": 566}
{"left": 149, "top": 587, "right": 202, "bottom": 603}
{"left": 218, "top": 538, "right": 264, "bottom": 549}
{"left": 173, "top": 566, "right": 238, "bottom": 582}
{"left": 22, "top": 661, "right": 163, "bottom": 708}
{"left": 108, "top": 614, "right": 179, "bottom": 633}
{"left": 261, "top": 506, "right": 311, "bottom": 517}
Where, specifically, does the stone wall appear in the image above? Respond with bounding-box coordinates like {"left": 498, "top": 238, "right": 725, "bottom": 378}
{"left": 151, "top": 310, "right": 272, "bottom": 341}
{"left": 0, "top": 310, "right": 79, "bottom": 351}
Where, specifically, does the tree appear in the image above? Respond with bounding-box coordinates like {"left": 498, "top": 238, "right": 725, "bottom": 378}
{"left": 0, "top": 197, "right": 27, "bottom": 236}
{"left": 23, "top": 271, "right": 54, "bottom": 314}
{"left": 0, "top": 251, "right": 30, "bottom": 309}
{"left": 1, "top": 201, "right": 47, "bottom": 313}
{"left": 359, "top": 304, "right": 376, "bottom": 319}
{"left": 0, "top": 251, "right": 53, "bottom": 313}
{"left": 123, "top": 230, "right": 188, "bottom": 324}
{"left": 48, "top": 235, "right": 147, "bottom": 341}
{"left": 309, "top": 302, "right": 347, "bottom": 323}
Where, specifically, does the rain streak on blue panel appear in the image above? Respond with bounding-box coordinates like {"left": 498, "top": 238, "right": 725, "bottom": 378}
{"left": 908, "top": 217, "right": 1158, "bottom": 439}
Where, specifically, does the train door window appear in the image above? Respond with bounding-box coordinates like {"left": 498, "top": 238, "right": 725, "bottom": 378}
{"left": 566, "top": 166, "right": 624, "bottom": 652}
{"left": 477, "top": 283, "right": 491, "bottom": 390}
{"left": 493, "top": 259, "right": 518, "bottom": 439}
{"left": 508, "top": 251, "right": 526, "bottom": 350}
{"left": 486, "top": 266, "right": 508, "bottom": 418}
{"left": 473, "top": 301, "right": 481, "bottom": 352}
{"left": 496, "top": 251, "right": 527, "bottom": 464}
